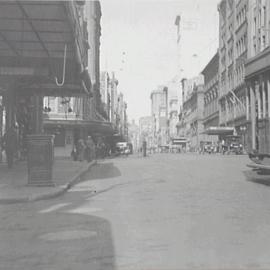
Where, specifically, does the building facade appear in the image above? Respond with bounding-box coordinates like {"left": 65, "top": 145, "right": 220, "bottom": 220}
{"left": 201, "top": 52, "right": 220, "bottom": 143}
{"left": 128, "top": 120, "right": 140, "bottom": 152}
{"left": 218, "top": 0, "right": 248, "bottom": 142}
{"left": 150, "top": 86, "right": 169, "bottom": 146}
{"left": 42, "top": 1, "right": 115, "bottom": 148}
{"left": 177, "top": 75, "right": 205, "bottom": 151}
{"left": 139, "top": 116, "right": 155, "bottom": 149}
{"left": 245, "top": 0, "right": 270, "bottom": 153}
{"left": 167, "top": 77, "right": 181, "bottom": 139}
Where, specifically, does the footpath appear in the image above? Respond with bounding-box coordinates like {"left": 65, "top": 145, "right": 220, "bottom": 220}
{"left": 0, "top": 158, "right": 96, "bottom": 204}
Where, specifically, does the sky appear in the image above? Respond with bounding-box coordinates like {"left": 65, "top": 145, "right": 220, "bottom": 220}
{"left": 100, "top": 0, "right": 221, "bottom": 122}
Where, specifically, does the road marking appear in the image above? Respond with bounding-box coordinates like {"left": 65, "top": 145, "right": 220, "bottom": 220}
{"left": 39, "top": 203, "right": 71, "bottom": 213}
{"left": 39, "top": 230, "right": 97, "bottom": 241}
{"left": 67, "top": 207, "right": 103, "bottom": 215}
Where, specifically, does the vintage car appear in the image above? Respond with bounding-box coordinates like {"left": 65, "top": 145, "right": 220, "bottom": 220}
{"left": 116, "top": 142, "right": 130, "bottom": 156}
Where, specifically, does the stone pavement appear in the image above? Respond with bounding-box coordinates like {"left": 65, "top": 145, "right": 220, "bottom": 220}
{"left": 0, "top": 159, "right": 96, "bottom": 204}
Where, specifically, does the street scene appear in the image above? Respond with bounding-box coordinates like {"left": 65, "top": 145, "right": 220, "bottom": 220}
{"left": 1, "top": 0, "right": 270, "bottom": 269}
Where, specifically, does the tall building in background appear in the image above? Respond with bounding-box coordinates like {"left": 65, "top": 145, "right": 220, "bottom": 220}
{"left": 139, "top": 116, "right": 155, "bottom": 148}
{"left": 167, "top": 77, "right": 181, "bottom": 139}
{"left": 150, "top": 86, "right": 168, "bottom": 146}
{"left": 218, "top": 0, "right": 248, "bottom": 138}
{"left": 128, "top": 120, "right": 139, "bottom": 152}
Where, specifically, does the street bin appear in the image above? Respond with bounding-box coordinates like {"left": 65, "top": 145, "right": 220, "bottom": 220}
{"left": 27, "top": 134, "right": 54, "bottom": 186}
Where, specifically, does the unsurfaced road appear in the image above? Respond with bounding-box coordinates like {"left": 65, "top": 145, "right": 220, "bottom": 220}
{"left": 1, "top": 154, "right": 270, "bottom": 270}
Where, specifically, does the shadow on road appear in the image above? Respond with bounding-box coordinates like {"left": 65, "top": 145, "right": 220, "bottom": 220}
{"left": 84, "top": 162, "right": 121, "bottom": 181}
{"left": 0, "top": 204, "right": 116, "bottom": 270}
{"left": 243, "top": 169, "right": 270, "bottom": 186}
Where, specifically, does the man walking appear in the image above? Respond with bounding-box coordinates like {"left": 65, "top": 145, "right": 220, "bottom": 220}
{"left": 2, "top": 126, "right": 18, "bottom": 168}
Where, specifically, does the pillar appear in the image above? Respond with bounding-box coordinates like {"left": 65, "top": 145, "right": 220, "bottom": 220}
{"left": 225, "top": 97, "right": 228, "bottom": 124}
{"left": 255, "top": 83, "right": 261, "bottom": 120}
{"left": 268, "top": 80, "right": 270, "bottom": 118}
{"left": 250, "top": 85, "right": 256, "bottom": 150}
{"left": 262, "top": 81, "right": 266, "bottom": 118}
{"left": 246, "top": 88, "right": 250, "bottom": 121}
{"left": 32, "top": 95, "right": 44, "bottom": 134}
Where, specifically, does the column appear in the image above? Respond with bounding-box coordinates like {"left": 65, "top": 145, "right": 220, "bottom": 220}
{"left": 225, "top": 97, "right": 228, "bottom": 124}
{"left": 246, "top": 87, "right": 250, "bottom": 121}
{"left": 262, "top": 81, "right": 266, "bottom": 118}
{"left": 250, "top": 85, "right": 256, "bottom": 150}
{"left": 268, "top": 80, "right": 270, "bottom": 118}
{"left": 31, "top": 95, "right": 44, "bottom": 134}
{"left": 255, "top": 83, "right": 261, "bottom": 119}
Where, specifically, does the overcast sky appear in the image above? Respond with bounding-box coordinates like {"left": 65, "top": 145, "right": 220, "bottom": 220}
{"left": 100, "top": 0, "right": 220, "bottom": 122}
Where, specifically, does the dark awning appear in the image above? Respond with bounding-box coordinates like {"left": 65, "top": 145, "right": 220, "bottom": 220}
{"left": 43, "top": 119, "right": 115, "bottom": 135}
{"left": 202, "top": 126, "right": 234, "bottom": 136}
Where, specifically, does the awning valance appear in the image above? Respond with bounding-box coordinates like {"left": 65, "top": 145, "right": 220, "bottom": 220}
{"left": 202, "top": 126, "right": 234, "bottom": 136}
{"left": 44, "top": 119, "right": 115, "bottom": 135}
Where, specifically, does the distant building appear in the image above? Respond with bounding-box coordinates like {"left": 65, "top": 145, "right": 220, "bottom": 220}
{"left": 128, "top": 120, "right": 140, "bottom": 152}
{"left": 177, "top": 75, "right": 205, "bottom": 151}
{"left": 167, "top": 77, "right": 182, "bottom": 139}
{"left": 150, "top": 86, "right": 168, "bottom": 146}
{"left": 201, "top": 52, "right": 220, "bottom": 144}
{"left": 139, "top": 116, "right": 155, "bottom": 148}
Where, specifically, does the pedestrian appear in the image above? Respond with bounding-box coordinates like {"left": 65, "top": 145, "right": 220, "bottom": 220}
{"left": 85, "top": 136, "right": 94, "bottom": 162}
{"left": 2, "top": 126, "right": 18, "bottom": 168}
{"left": 77, "top": 138, "right": 86, "bottom": 162}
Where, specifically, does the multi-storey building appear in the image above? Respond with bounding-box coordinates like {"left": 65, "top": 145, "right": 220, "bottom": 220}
{"left": 245, "top": 0, "right": 270, "bottom": 153}
{"left": 167, "top": 77, "right": 181, "bottom": 139}
{"left": 128, "top": 120, "right": 140, "bottom": 152}
{"left": 177, "top": 75, "right": 205, "bottom": 151}
{"left": 218, "top": 0, "right": 248, "bottom": 140}
{"left": 150, "top": 86, "right": 169, "bottom": 146}
{"left": 201, "top": 52, "right": 220, "bottom": 143}
{"left": 139, "top": 116, "right": 155, "bottom": 148}
{"left": 100, "top": 71, "right": 110, "bottom": 120}
{"left": 42, "top": 1, "right": 114, "bottom": 148}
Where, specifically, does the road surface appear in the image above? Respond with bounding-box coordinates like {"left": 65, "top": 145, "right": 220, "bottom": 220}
{"left": 1, "top": 153, "right": 270, "bottom": 269}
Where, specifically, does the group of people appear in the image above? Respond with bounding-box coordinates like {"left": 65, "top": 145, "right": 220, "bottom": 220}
{"left": 72, "top": 136, "right": 110, "bottom": 162}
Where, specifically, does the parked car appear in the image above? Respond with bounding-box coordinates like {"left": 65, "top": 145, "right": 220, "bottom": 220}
{"left": 225, "top": 135, "right": 243, "bottom": 155}
{"left": 116, "top": 142, "right": 130, "bottom": 156}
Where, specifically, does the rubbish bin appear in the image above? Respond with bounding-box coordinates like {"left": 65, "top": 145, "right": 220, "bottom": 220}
{"left": 27, "top": 134, "right": 54, "bottom": 186}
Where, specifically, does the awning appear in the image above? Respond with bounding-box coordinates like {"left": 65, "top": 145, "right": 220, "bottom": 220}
{"left": 43, "top": 119, "right": 115, "bottom": 135}
{"left": 0, "top": 1, "right": 89, "bottom": 95}
{"left": 171, "top": 137, "right": 188, "bottom": 145}
{"left": 202, "top": 126, "right": 234, "bottom": 136}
